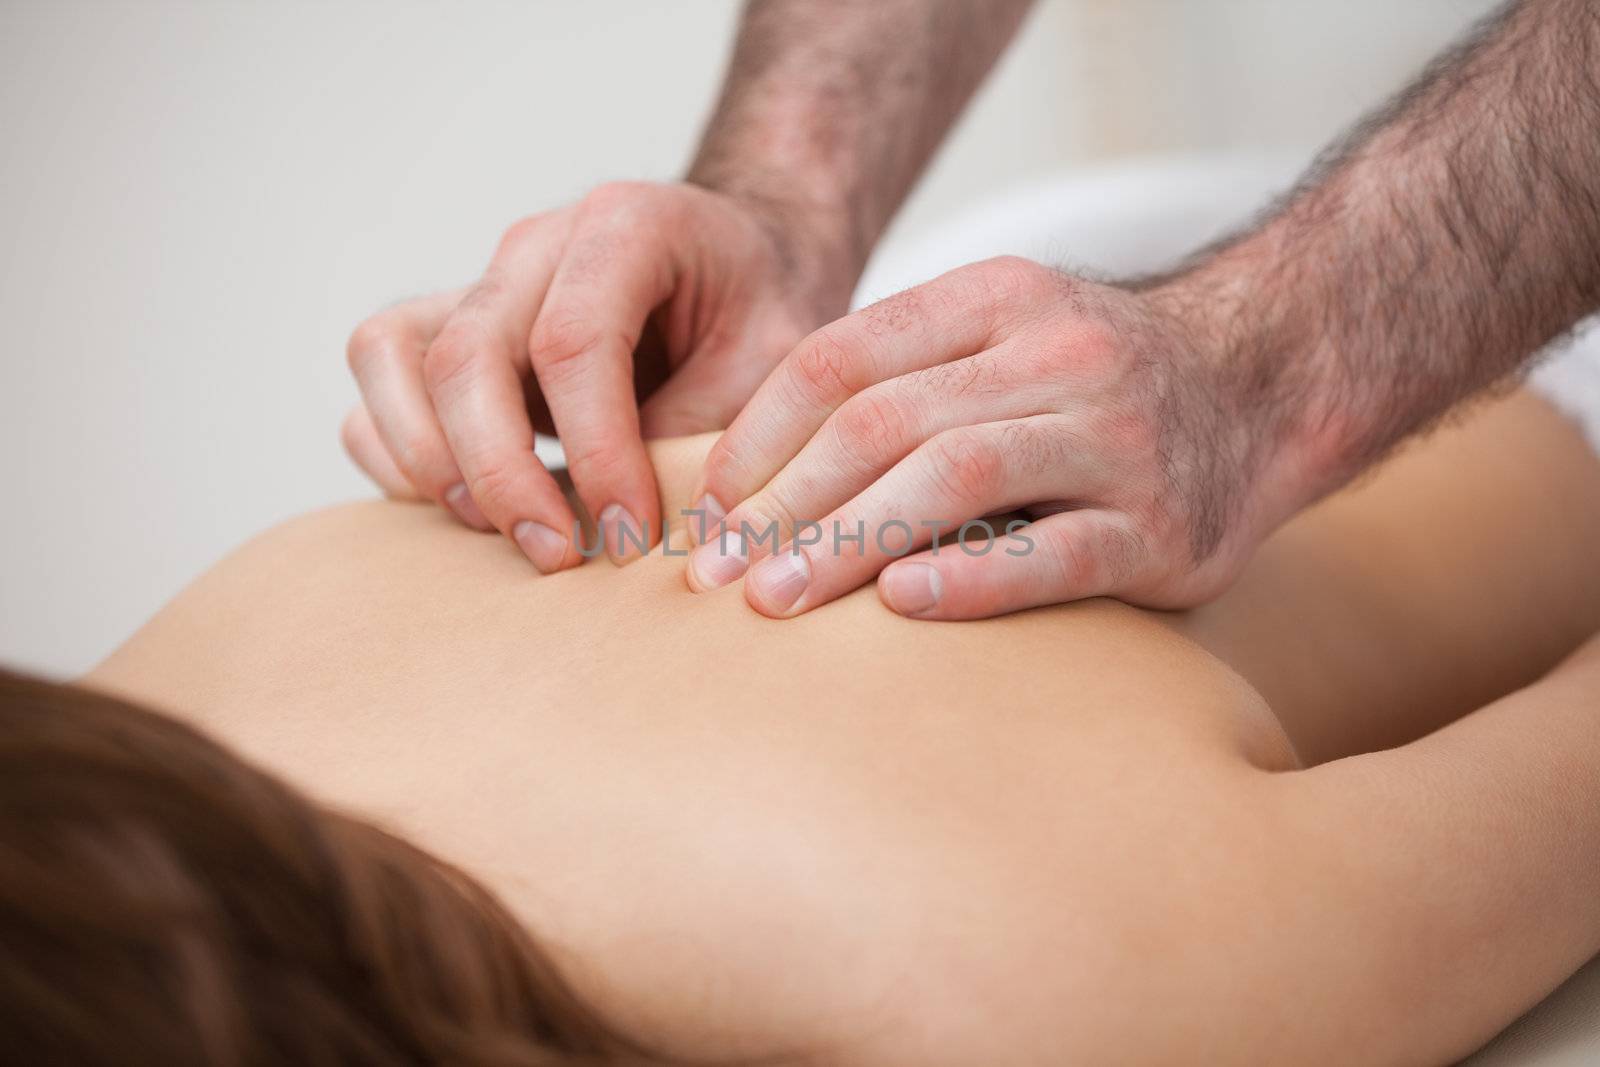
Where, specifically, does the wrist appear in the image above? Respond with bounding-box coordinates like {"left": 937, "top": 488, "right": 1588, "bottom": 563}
{"left": 1144, "top": 255, "right": 1362, "bottom": 531}
{"left": 692, "top": 170, "right": 864, "bottom": 325}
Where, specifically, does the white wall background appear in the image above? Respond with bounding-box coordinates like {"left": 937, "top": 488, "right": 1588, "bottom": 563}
{"left": 0, "top": 0, "right": 1499, "bottom": 677}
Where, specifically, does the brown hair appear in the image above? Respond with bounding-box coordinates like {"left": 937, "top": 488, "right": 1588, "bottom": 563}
{"left": 0, "top": 668, "right": 652, "bottom": 1065}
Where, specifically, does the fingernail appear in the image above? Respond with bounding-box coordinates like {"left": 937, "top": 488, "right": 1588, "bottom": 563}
{"left": 444, "top": 482, "right": 492, "bottom": 530}
{"left": 688, "top": 528, "right": 747, "bottom": 591}
{"left": 691, "top": 493, "right": 726, "bottom": 544}
{"left": 882, "top": 563, "right": 942, "bottom": 616}
{"left": 747, "top": 550, "right": 810, "bottom": 615}
{"left": 513, "top": 520, "right": 568, "bottom": 574}
{"left": 599, "top": 503, "right": 646, "bottom": 564}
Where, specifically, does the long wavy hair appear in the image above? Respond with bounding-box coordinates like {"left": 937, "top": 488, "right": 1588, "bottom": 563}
{"left": 0, "top": 668, "right": 654, "bottom": 1065}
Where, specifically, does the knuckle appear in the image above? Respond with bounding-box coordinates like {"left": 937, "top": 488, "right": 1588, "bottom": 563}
{"left": 926, "top": 428, "right": 1002, "bottom": 505}
{"left": 789, "top": 329, "right": 861, "bottom": 404}
{"left": 562, "top": 434, "right": 633, "bottom": 487}
{"left": 565, "top": 228, "right": 628, "bottom": 280}
{"left": 464, "top": 455, "right": 522, "bottom": 515}
{"left": 832, "top": 389, "right": 912, "bottom": 463}
{"left": 345, "top": 318, "right": 401, "bottom": 376}
{"left": 420, "top": 327, "right": 481, "bottom": 396}
{"left": 856, "top": 286, "right": 923, "bottom": 338}
{"left": 389, "top": 429, "right": 446, "bottom": 487}
{"left": 454, "top": 272, "right": 508, "bottom": 316}
{"left": 495, "top": 214, "right": 545, "bottom": 255}
{"left": 1019, "top": 333, "right": 1074, "bottom": 378}
{"left": 528, "top": 315, "right": 607, "bottom": 374}
{"left": 582, "top": 180, "right": 652, "bottom": 217}
{"left": 1027, "top": 318, "right": 1126, "bottom": 384}
{"left": 1066, "top": 320, "right": 1126, "bottom": 376}
{"left": 975, "top": 255, "right": 1053, "bottom": 303}
{"left": 564, "top": 189, "right": 664, "bottom": 282}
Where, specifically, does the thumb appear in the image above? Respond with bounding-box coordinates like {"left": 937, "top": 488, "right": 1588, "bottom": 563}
{"left": 876, "top": 510, "right": 1146, "bottom": 620}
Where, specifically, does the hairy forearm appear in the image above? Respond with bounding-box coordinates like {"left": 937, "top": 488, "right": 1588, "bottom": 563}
{"left": 687, "top": 0, "right": 1032, "bottom": 302}
{"left": 1159, "top": 0, "right": 1600, "bottom": 511}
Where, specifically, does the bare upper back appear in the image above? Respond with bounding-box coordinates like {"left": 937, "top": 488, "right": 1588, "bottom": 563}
{"left": 82, "top": 392, "right": 1600, "bottom": 1061}
{"left": 86, "top": 436, "right": 1288, "bottom": 1061}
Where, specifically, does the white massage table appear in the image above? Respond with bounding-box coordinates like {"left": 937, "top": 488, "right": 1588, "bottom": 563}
{"left": 1463, "top": 956, "right": 1600, "bottom": 1065}
{"left": 861, "top": 155, "right": 1600, "bottom": 1066}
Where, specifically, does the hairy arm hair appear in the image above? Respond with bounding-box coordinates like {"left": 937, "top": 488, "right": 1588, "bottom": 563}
{"left": 1147, "top": 0, "right": 1600, "bottom": 498}
{"left": 686, "top": 0, "right": 1033, "bottom": 296}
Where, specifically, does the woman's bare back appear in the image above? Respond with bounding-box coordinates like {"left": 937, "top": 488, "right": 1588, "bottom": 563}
{"left": 84, "top": 391, "right": 1600, "bottom": 1064}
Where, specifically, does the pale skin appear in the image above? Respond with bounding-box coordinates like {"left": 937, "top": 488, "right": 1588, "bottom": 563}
{"left": 91, "top": 389, "right": 1600, "bottom": 1065}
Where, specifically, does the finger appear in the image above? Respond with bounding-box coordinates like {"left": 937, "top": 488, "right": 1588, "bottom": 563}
{"left": 528, "top": 191, "right": 672, "bottom": 564}
{"left": 694, "top": 417, "right": 1103, "bottom": 616}
{"left": 346, "top": 291, "right": 491, "bottom": 529}
{"left": 339, "top": 404, "right": 420, "bottom": 499}
{"left": 877, "top": 509, "right": 1148, "bottom": 620}
{"left": 424, "top": 219, "right": 581, "bottom": 574}
{"left": 695, "top": 261, "right": 1024, "bottom": 524}
{"left": 720, "top": 342, "right": 1045, "bottom": 554}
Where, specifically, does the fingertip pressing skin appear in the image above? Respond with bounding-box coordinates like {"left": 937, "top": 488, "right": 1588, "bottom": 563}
{"left": 444, "top": 482, "right": 494, "bottom": 531}
{"left": 512, "top": 520, "right": 571, "bottom": 575}
{"left": 689, "top": 493, "right": 727, "bottom": 545}
{"left": 558, "top": 435, "right": 662, "bottom": 569}
{"left": 419, "top": 234, "right": 587, "bottom": 559}
{"left": 598, "top": 503, "right": 650, "bottom": 566}
{"left": 744, "top": 549, "right": 812, "bottom": 616}
{"left": 878, "top": 561, "right": 943, "bottom": 616}
{"left": 685, "top": 497, "right": 793, "bottom": 594}
{"left": 687, "top": 528, "right": 748, "bottom": 592}
{"left": 689, "top": 494, "right": 781, "bottom": 592}
{"left": 346, "top": 180, "right": 837, "bottom": 570}
{"left": 346, "top": 320, "right": 472, "bottom": 516}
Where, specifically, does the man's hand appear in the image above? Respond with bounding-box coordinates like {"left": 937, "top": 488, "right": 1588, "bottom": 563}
{"left": 684, "top": 257, "right": 1305, "bottom": 618}
{"left": 342, "top": 181, "right": 839, "bottom": 570}
{"left": 692, "top": 0, "right": 1600, "bottom": 620}
{"left": 341, "top": 0, "right": 1033, "bottom": 572}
